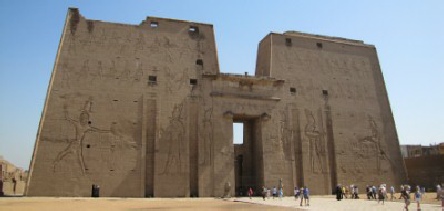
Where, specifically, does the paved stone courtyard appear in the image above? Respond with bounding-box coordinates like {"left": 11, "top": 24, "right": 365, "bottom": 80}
{"left": 1, "top": 194, "right": 442, "bottom": 210}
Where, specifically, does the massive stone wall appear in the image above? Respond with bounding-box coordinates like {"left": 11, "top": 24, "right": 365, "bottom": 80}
{"left": 26, "top": 8, "right": 220, "bottom": 197}
{"left": 404, "top": 155, "right": 444, "bottom": 190}
{"left": 256, "top": 32, "right": 407, "bottom": 194}
{"left": 26, "top": 8, "right": 406, "bottom": 197}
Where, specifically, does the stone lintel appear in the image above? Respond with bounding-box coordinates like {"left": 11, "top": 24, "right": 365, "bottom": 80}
{"left": 210, "top": 91, "right": 281, "bottom": 101}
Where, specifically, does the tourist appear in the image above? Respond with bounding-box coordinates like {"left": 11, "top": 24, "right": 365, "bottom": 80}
{"left": 351, "top": 185, "right": 356, "bottom": 199}
{"left": 336, "top": 185, "right": 342, "bottom": 201}
{"left": 378, "top": 184, "right": 386, "bottom": 205}
{"left": 341, "top": 185, "right": 347, "bottom": 199}
{"left": 262, "top": 186, "right": 267, "bottom": 201}
{"left": 420, "top": 186, "right": 425, "bottom": 197}
{"left": 353, "top": 185, "right": 359, "bottom": 199}
{"left": 414, "top": 186, "right": 422, "bottom": 210}
{"left": 266, "top": 187, "right": 271, "bottom": 199}
{"left": 272, "top": 186, "right": 277, "bottom": 199}
{"left": 350, "top": 184, "right": 354, "bottom": 198}
{"left": 294, "top": 186, "right": 299, "bottom": 200}
{"left": 399, "top": 184, "right": 405, "bottom": 199}
{"left": 279, "top": 187, "right": 283, "bottom": 200}
{"left": 372, "top": 185, "right": 377, "bottom": 199}
{"left": 402, "top": 188, "right": 411, "bottom": 210}
{"left": 439, "top": 185, "right": 444, "bottom": 207}
{"left": 366, "top": 185, "right": 372, "bottom": 199}
{"left": 301, "top": 186, "right": 309, "bottom": 206}
{"left": 248, "top": 187, "right": 253, "bottom": 199}
{"left": 390, "top": 185, "right": 395, "bottom": 201}
{"left": 437, "top": 184, "right": 442, "bottom": 201}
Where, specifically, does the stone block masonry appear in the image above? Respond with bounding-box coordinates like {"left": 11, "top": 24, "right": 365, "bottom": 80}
{"left": 26, "top": 8, "right": 406, "bottom": 197}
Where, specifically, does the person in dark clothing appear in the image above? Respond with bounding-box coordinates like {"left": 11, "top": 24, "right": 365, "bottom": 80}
{"left": 336, "top": 185, "right": 343, "bottom": 201}
{"left": 12, "top": 177, "right": 17, "bottom": 195}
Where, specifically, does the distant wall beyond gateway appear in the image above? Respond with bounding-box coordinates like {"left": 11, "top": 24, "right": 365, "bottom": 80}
{"left": 26, "top": 8, "right": 407, "bottom": 197}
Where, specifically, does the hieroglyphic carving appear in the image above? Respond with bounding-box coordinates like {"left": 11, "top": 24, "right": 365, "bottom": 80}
{"left": 165, "top": 67, "right": 188, "bottom": 93}
{"left": 161, "top": 103, "right": 185, "bottom": 174}
{"left": 304, "top": 109, "right": 326, "bottom": 174}
{"left": 354, "top": 115, "right": 392, "bottom": 175}
{"left": 53, "top": 99, "right": 110, "bottom": 174}
{"left": 279, "top": 110, "right": 293, "bottom": 161}
{"left": 269, "top": 111, "right": 285, "bottom": 160}
{"left": 199, "top": 108, "right": 213, "bottom": 165}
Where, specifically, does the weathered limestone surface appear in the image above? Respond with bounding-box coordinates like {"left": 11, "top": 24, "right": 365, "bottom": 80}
{"left": 26, "top": 8, "right": 406, "bottom": 197}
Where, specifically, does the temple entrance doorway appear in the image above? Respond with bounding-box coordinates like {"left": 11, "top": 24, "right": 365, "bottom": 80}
{"left": 233, "top": 117, "right": 264, "bottom": 196}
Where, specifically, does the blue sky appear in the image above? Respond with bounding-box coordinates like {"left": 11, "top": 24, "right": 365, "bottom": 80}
{"left": 0, "top": 0, "right": 443, "bottom": 169}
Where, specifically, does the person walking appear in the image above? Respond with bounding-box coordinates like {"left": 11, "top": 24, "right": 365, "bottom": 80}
{"left": 272, "top": 186, "right": 277, "bottom": 199}
{"left": 399, "top": 184, "right": 405, "bottom": 199}
{"left": 402, "top": 185, "right": 411, "bottom": 211}
{"left": 342, "top": 185, "right": 347, "bottom": 199}
{"left": 300, "top": 186, "right": 309, "bottom": 206}
{"left": 354, "top": 186, "right": 359, "bottom": 199}
{"left": 366, "top": 185, "right": 372, "bottom": 199}
{"left": 336, "top": 185, "right": 343, "bottom": 201}
{"left": 437, "top": 184, "right": 442, "bottom": 201}
{"left": 414, "top": 187, "right": 422, "bottom": 210}
{"left": 262, "top": 186, "right": 267, "bottom": 201}
{"left": 294, "top": 186, "right": 299, "bottom": 200}
{"left": 390, "top": 185, "right": 395, "bottom": 201}
{"left": 351, "top": 185, "right": 356, "bottom": 199}
{"left": 372, "top": 185, "right": 377, "bottom": 199}
{"left": 378, "top": 184, "right": 386, "bottom": 205}
{"left": 248, "top": 187, "right": 253, "bottom": 199}
{"left": 439, "top": 185, "right": 444, "bottom": 208}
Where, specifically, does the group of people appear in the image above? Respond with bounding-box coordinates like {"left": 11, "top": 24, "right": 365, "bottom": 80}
{"left": 247, "top": 185, "right": 310, "bottom": 206}
{"left": 365, "top": 184, "right": 388, "bottom": 204}
{"left": 397, "top": 184, "right": 423, "bottom": 210}
{"left": 247, "top": 186, "right": 283, "bottom": 200}
{"left": 334, "top": 183, "right": 441, "bottom": 210}
{"left": 294, "top": 186, "right": 310, "bottom": 206}
{"left": 246, "top": 183, "right": 444, "bottom": 210}
{"left": 334, "top": 184, "right": 359, "bottom": 200}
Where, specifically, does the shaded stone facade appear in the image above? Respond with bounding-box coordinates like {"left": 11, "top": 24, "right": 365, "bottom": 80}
{"left": 404, "top": 155, "right": 444, "bottom": 191}
{"left": 26, "top": 8, "right": 406, "bottom": 197}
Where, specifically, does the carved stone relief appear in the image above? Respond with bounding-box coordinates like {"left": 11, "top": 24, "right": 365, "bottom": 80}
{"left": 279, "top": 110, "right": 293, "bottom": 161}
{"left": 53, "top": 99, "right": 110, "bottom": 174}
{"left": 161, "top": 103, "right": 185, "bottom": 174}
{"left": 350, "top": 115, "right": 393, "bottom": 175}
{"left": 199, "top": 108, "right": 213, "bottom": 165}
{"left": 165, "top": 67, "right": 188, "bottom": 93}
{"left": 304, "top": 109, "right": 327, "bottom": 174}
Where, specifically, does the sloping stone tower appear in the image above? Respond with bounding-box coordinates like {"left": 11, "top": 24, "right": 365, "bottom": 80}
{"left": 26, "top": 8, "right": 406, "bottom": 197}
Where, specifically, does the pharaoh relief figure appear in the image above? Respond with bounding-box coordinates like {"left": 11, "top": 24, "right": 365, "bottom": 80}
{"left": 161, "top": 103, "right": 185, "bottom": 174}
{"left": 304, "top": 109, "right": 326, "bottom": 174}
{"left": 53, "top": 100, "right": 110, "bottom": 174}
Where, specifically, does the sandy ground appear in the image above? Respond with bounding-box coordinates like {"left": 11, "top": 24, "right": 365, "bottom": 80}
{"left": 0, "top": 193, "right": 442, "bottom": 211}
{"left": 0, "top": 197, "right": 293, "bottom": 211}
